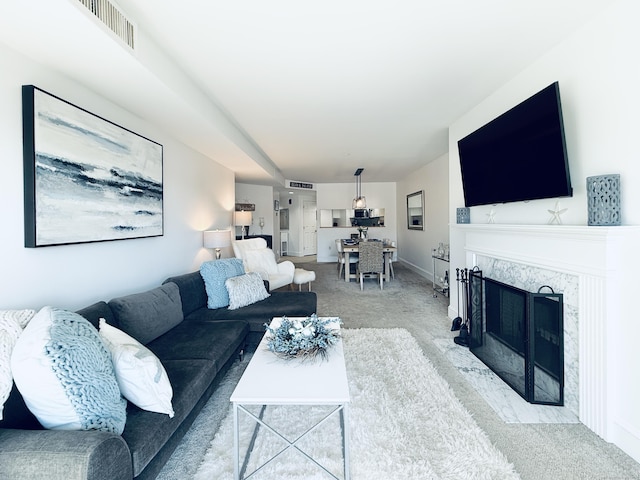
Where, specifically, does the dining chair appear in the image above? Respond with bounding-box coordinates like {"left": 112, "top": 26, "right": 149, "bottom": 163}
{"left": 356, "top": 240, "right": 384, "bottom": 290}
{"left": 388, "top": 241, "right": 396, "bottom": 279}
{"left": 335, "top": 239, "right": 358, "bottom": 280}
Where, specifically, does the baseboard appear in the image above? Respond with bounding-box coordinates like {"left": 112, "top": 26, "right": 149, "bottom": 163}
{"left": 611, "top": 419, "right": 640, "bottom": 465}
{"left": 397, "top": 259, "right": 430, "bottom": 280}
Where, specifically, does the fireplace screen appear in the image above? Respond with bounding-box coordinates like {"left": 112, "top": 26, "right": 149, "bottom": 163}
{"left": 469, "top": 272, "right": 564, "bottom": 406}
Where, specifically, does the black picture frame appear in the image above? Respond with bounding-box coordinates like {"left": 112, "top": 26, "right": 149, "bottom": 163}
{"left": 407, "top": 190, "right": 424, "bottom": 230}
{"left": 22, "top": 85, "right": 164, "bottom": 247}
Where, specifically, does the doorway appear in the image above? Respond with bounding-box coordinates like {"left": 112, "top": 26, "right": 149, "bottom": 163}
{"left": 302, "top": 200, "right": 317, "bottom": 256}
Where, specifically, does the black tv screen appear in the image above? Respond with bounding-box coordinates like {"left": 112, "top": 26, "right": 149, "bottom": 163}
{"left": 458, "top": 82, "right": 572, "bottom": 207}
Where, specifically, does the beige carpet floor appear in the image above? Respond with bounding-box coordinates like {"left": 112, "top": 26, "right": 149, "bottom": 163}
{"left": 157, "top": 259, "right": 640, "bottom": 480}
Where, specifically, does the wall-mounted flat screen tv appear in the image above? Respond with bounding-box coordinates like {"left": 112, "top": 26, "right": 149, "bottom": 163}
{"left": 458, "top": 82, "right": 572, "bottom": 207}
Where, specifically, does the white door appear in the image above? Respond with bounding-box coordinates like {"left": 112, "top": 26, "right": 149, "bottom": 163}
{"left": 302, "top": 201, "right": 317, "bottom": 255}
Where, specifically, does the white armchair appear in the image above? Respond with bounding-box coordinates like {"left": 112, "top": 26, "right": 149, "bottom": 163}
{"left": 232, "top": 238, "right": 295, "bottom": 291}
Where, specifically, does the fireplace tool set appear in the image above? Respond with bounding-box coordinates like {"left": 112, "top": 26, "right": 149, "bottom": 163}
{"left": 452, "top": 267, "right": 470, "bottom": 347}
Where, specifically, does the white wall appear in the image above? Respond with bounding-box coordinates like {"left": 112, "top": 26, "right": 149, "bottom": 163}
{"left": 449, "top": 1, "right": 640, "bottom": 228}
{"left": 396, "top": 153, "right": 449, "bottom": 278}
{"left": 0, "top": 42, "right": 235, "bottom": 311}
{"left": 316, "top": 182, "right": 397, "bottom": 263}
{"left": 235, "top": 183, "right": 274, "bottom": 239}
{"left": 448, "top": 0, "right": 640, "bottom": 462}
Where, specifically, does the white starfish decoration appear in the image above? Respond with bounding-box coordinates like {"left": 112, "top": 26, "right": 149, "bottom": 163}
{"left": 547, "top": 201, "right": 568, "bottom": 225}
{"left": 486, "top": 208, "right": 496, "bottom": 224}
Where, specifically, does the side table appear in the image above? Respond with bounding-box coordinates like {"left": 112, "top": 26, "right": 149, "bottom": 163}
{"left": 432, "top": 255, "right": 449, "bottom": 298}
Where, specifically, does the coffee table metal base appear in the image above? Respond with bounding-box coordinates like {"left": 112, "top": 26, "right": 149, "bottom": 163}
{"left": 233, "top": 402, "right": 350, "bottom": 480}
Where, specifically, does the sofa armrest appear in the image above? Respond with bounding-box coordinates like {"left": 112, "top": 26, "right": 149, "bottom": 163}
{"left": 0, "top": 429, "right": 131, "bottom": 480}
{"left": 248, "top": 267, "right": 269, "bottom": 282}
{"left": 276, "top": 260, "right": 295, "bottom": 278}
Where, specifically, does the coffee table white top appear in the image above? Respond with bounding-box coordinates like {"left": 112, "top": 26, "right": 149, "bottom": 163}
{"left": 231, "top": 317, "right": 350, "bottom": 405}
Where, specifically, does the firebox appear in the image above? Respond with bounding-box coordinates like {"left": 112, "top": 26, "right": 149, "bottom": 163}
{"left": 468, "top": 270, "right": 564, "bottom": 406}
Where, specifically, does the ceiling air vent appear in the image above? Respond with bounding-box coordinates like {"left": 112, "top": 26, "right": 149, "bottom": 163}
{"left": 75, "top": 0, "right": 135, "bottom": 49}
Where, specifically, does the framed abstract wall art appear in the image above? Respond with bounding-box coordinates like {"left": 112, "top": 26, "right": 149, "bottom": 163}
{"left": 22, "top": 85, "right": 163, "bottom": 247}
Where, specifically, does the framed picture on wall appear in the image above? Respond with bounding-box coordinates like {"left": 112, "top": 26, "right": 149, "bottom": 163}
{"left": 22, "top": 85, "right": 164, "bottom": 247}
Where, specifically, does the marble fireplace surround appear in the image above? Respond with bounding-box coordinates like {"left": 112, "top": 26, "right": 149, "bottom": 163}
{"left": 472, "top": 255, "right": 578, "bottom": 415}
{"left": 451, "top": 224, "right": 639, "bottom": 444}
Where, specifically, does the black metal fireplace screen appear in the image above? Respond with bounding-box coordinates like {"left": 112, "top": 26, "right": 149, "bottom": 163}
{"left": 468, "top": 270, "right": 564, "bottom": 406}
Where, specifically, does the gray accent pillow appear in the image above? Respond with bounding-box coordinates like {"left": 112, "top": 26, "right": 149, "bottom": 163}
{"left": 225, "top": 272, "right": 270, "bottom": 310}
{"left": 108, "top": 283, "right": 183, "bottom": 345}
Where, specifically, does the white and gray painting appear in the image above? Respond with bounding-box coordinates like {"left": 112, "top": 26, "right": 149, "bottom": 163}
{"left": 32, "top": 89, "right": 163, "bottom": 245}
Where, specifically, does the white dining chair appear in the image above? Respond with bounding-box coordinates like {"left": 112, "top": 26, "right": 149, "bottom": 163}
{"left": 335, "top": 239, "right": 358, "bottom": 280}
{"left": 388, "top": 241, "right": 396, "bottom": 279}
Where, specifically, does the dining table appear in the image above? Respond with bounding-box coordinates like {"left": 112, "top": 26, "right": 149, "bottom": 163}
{"left": 341, "top": 239, "right": 397, "bottom": 283}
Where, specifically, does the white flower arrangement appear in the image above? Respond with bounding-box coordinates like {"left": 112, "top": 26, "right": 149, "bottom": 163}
{"left": 264, "top": 314, "right": 342, "bottom": 361}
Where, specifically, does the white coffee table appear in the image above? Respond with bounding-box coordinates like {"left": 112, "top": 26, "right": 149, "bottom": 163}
{"left": 230, "top": 317, "right": 351, "bottom": 480}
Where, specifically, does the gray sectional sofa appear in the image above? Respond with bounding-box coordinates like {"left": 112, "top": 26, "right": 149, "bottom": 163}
{"left": 0, "top": 270, "right": 317, "bottom": 480}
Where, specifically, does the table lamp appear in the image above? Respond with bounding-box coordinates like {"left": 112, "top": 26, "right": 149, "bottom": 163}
{"left": 203, "top": 229, "right": 231, "bottom": 259}
{"left": 234, "top": 211, "right": 252, "bottom": 239}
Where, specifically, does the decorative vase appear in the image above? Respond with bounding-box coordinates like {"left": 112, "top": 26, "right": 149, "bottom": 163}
{"left": 587, "top": 174, "right": 620, "bottom": 226}
{"left": 456, "top": 207, "right": 470, "bottom": 224}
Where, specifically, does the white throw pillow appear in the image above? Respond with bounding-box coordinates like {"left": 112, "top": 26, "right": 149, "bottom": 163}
{"left": 11, "top": 307, "right": 126, "bottom": 433}
{"left": 244, "top": 248, "right": 279, "bottom": 275}
{"left": 225, "top": 272, "right": 270, "bottom": 310}
{"left": 99, "top": 319, "right": 174, "bottom": 417}
{"left": 0, "top": 309, "right": 36, "bottom": 420}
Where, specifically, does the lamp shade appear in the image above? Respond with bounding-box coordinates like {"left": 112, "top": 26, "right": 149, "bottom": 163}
{"left": 203, "top": 229, "right": 231, "bottom": 249}
{"left": 352, "top": 168, "right": 367, "bottom": 209}
{"left": 234, "top": 210, "right": 252, "bottom": 227}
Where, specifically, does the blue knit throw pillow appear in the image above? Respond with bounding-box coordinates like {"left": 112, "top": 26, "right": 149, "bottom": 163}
{"left": 11, "top": 307, "right": 127, "bottom": 434}
{"left": 200, "top": 258, "right": 245, "bottom": 309}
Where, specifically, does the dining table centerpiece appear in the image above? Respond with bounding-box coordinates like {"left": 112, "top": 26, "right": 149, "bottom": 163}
{"left": 264, "top": 314, "right": 342, "bottom": 361}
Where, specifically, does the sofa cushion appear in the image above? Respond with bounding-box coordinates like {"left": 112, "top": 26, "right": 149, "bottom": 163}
{"left": 147, "top": 320, "right": 248, "bottom": 368}
{"left": 99, "top": 319, "right": 174, "bottom": 418}
{"left": 76, "top": 301, "right": 119, "bottom": 330}
{"left": 121, "top": 358, "right": 219, "bottom": 476}
{"left": 11, "top": 307, "right": 126, "bottom": 434}
{"left": 226, "top": 272, "right": 270, "bottom": 310}
{"left": 163, "top": 271, "right": 208, "bottom": 317}
{"left": 108, "top": 283, "right": 183, "bottom": 345}
{"left": 0, "top": 309, "right": 36, "bottom": 420}
{"left": 185, "top": 291, "right": 318, "bottom": 332}
{"left": 200, "top": 258, "right": 245, "bottom": 309}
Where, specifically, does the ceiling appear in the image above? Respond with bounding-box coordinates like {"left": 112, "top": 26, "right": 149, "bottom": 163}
{"left": 0, "top": 0, "right": 614, "bottom": 186}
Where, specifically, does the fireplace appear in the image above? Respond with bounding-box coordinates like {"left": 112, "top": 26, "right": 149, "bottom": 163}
{"left": 468, "top": 272, "right": 564, "bottom": 406}
{"left": 452, "top": 223, "right": 640, "bottom": 451}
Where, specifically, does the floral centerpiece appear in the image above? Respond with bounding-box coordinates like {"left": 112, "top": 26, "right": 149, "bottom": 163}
{"left": 265, "top": 314, "right": 342, "bottom": 361}
{"left": 357, "top": 226, "right": 368, "bottom": 239}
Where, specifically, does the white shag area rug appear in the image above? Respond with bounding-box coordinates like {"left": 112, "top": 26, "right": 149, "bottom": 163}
{"left": 195, "top": 328, "right": 519, "bottom": 480}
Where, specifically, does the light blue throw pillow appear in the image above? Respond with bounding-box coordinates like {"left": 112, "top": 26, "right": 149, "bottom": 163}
{"left": 200, "top": 258, "right": 245, "bottom": 309}
{"left": 11, "top": 307, "right": 127, "bottom": 434}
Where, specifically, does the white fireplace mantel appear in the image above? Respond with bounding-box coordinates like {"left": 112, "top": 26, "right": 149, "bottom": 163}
{"left": 450, "top": 223, "right": 640, "bottom": 462}
{"left": 456, "top": 224, "right": 631, "bottom": 276}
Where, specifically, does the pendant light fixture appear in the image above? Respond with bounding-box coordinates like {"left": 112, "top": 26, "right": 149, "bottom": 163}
{"left": 352, "top": 168, "right": 367, "bottom": 209}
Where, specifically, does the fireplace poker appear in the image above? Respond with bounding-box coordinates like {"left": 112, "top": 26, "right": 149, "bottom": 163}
{"left": 454, "top": 268, "right": 469, "bottom": 346}
{"left": 451, "top": 268, "right": 462, "bottom": 331}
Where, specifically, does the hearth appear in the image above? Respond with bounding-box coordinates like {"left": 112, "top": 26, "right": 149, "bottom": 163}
{"left": 468, "top": 270, "right": 564, "bottom": 406}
